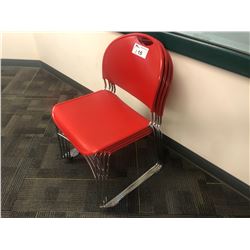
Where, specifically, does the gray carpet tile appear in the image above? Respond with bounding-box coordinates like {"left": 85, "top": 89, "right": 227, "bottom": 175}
{"left": 1, "top": 65, "right": 250, "bottom": 218}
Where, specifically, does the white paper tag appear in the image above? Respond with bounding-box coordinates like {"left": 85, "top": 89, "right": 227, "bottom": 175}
{"left": 132, "top": 43, "right": 149, "bottom": 59}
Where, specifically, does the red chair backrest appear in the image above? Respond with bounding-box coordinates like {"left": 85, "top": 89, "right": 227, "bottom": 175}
{"left": 102, "top": 33, "right": 172, "bottom": 114}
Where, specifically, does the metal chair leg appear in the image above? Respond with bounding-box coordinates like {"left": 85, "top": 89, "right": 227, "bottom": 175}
{"left": 95, "top": 153, "right": 110, "bottom": 207}
{"left": 99, "top": 126, "right": 163, "bottom": 208}
{"left": 56, "top": 126, "right": 79, "bottom": 159}
{"left": 55, "top": 125, "right": 163, "bottom": 208}
{"left": 150, "top": 123, "right": 163, "bottom": 164}
{"left": 100, "top": 162, "right": 162, "bottom": 208}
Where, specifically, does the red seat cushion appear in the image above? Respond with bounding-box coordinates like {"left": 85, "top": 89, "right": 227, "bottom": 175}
{"left": 52, "top": 90, "right": 151, "bottom": 155}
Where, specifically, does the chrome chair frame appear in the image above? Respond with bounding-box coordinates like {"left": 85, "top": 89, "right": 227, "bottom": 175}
{"left": 55, "top": 79, "right": 165, "bottom": 208}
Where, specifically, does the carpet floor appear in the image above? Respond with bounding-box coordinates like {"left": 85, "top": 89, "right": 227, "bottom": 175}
{"left": 1, "top": 66, "right": 250, "bottom": 217}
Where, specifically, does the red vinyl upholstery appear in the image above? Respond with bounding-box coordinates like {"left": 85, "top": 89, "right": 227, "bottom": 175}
{"left": 52, "top": 90, "right": 151, "bottom": 155}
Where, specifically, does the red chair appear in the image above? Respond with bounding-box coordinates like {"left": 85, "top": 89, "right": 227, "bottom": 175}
{"left": 51, "top": 33, "right": 173, "bottom": 208}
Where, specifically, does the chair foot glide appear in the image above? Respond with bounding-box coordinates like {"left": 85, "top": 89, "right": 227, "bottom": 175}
{"left": 69, "top": 148, "right": 79, "bottom": 158}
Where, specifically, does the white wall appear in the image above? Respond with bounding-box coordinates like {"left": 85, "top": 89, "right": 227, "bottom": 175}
{"left": 1, "top": 32, "right": 39, "bottom": 59}
{"left": 1, "top": 32, "right": 249, "bottom": 185}
{"left": 33, "top": 32, "right": 118, "bottom": 92}
{"left": 163, "top": 52, "right": 249, "bottom": 184}
{"left": 0, "top": 33, "right": 2, "bottom": 58}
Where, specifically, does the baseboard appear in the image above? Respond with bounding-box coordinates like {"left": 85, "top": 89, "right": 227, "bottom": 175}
{"left": 1, "top": 58, "right": 42, "bottom": 68}
{"left": 2, "top": 58, "right": 249, "bottom": 199}
{"left": 163, "top": 135, "right": 250, "bottom": 200}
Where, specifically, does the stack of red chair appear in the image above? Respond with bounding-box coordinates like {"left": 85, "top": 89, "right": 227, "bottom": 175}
{"left": 51, "top": 33, "right": 173, "bottom": 207}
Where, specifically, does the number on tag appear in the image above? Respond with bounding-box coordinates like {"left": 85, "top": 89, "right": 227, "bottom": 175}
{"left": 132, "top": 43, "right": 149, "bottom": 59}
